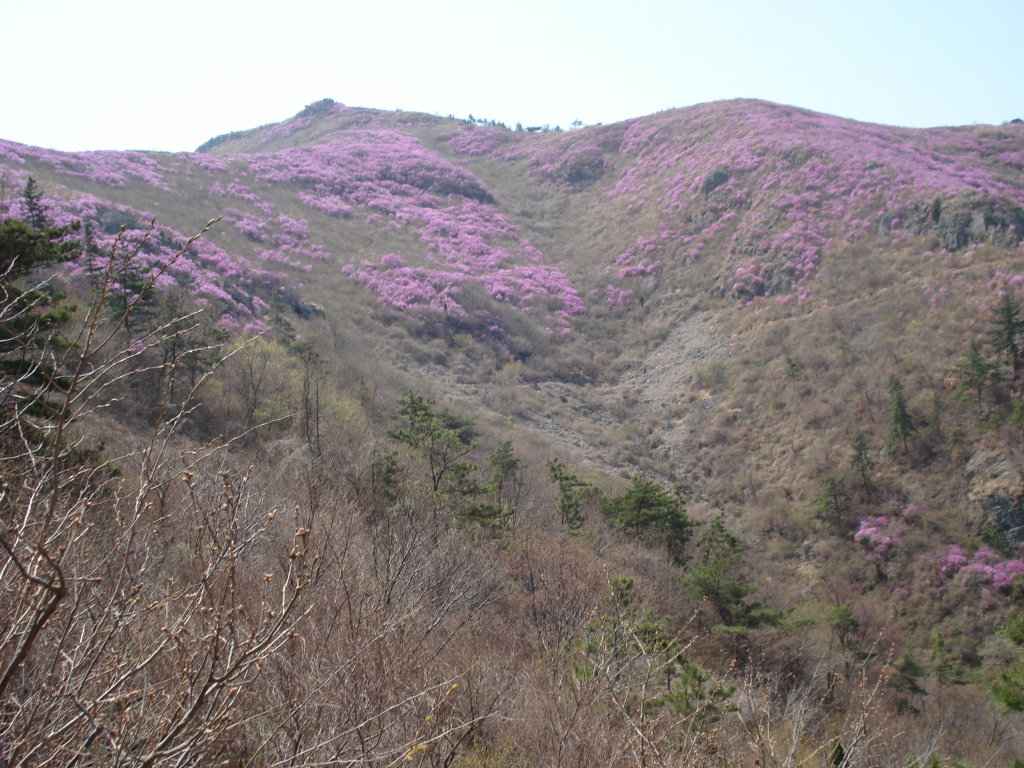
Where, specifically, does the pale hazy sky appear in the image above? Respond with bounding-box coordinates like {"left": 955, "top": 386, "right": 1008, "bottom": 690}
{"left": 4, "top": 0, "right": 1021, "bottom": 152}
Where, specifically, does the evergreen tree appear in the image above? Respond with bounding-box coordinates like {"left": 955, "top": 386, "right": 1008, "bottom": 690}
{"left": 683, "top": 515, "right": 782, "bottom": 632}
{"left": 80, "top": 220, "right": 105, "bottom": 287}
{"left": 461, "top": 440, "right": 527, "bottom": 531}
{"left": 0, "top": 215, "right": 81, "bottom": 425}
{"left": 930, "top": 632, "right": 960, "bottom": 686}
{"left": 109, "top": 240, "right": 156, "bottom": 335}
{"left": 0, "top": 217, "right": 76, "bottom": 282}
{"left": 849, "top": 429, "right": 875, "bottom": 494}
{"left": 886, "top": 375, "right": 917, "bottom": 456}
{"left": 388, "top": 393, "right": 524, "bottom": 530}
{"left": 1010, "top": 400, "right": 1024, "bottom": 449}
{"left": 389, "top": 392, "right": 477, "bottom": 495}
{"left": 22, "top": 177, "right": 48, "bottom": 231}
{"left": 993, "top": 613, "right": 1024, "bottom": 712}
{"left": 889, "top": 653, "right": 928, "bottom": 714}
{"left": 482, "top": 440, "right": 526, "bottom": 514}
{"left": 829, "top": 601, "right": 861, "bottom": 652}
{"left": 579, "top": 577, "right": 734, "bottom": 724}
{"left": 547, "top": 458, "right": 594, "bottom": 532}
{"left": 814, "top": 473, "right": 851, "bottom": 528}
{"left": 989, "top": 294, "right": 1024, "bottom": 380}
{"left": 957, "top": 341, "right": 999, "bottom": 394}
{"left": 952, "top": 340, "right": 1001, "bottom": 417}
{"left": 604, "top": 474, "right": 693, "bottom": 565}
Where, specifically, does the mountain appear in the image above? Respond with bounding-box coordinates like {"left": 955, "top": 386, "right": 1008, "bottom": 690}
{"left": 2, "top": 98, "right": 1024, "bottom": 766}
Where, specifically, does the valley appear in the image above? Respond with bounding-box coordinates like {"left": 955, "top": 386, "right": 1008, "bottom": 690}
{"left": 1, "top": 98, "right": 1024, "bottom": 767}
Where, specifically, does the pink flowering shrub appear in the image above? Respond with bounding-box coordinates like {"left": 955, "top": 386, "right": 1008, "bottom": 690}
{"left": 5, "top": 189, "right": 287, "bottom": 330}
{"left": 570, "top": 100, "right": 1024, "bottom": 303}
{"left": 277, "top": 215, "right": 310, "bottom": 239}
{"left": 232, "top": 212, "right": 269, "bottom": 242}
{"left": 731, "top": 261, "right": 769, "bottom": 300}
{"left": 936, "top": 544, "right": 1024, "bottom": 592}
{"left": 228, "top": 130, "right": 583, "bottom": 330}
{"left": 5, "top": 97, "right": 1024, "bottom": 339}
{"left": 854, "top": 516, "right": 904, "bottom": 562}
{"left": 603, "top": 285, "right": 634, "bottom": 308}
{"left": 614, "top": 234, "right": 667, "bottom": 279}
{"left": 297, "top": 192, "right": 352, "bottom": 217}
{"left": 962, "top": 547, "right": 1024, "bottom": 590}
{"left": 190, "top": 154, "right": 230, "bottom": 172}
{"left": 444, "top": 126, "right": 512, "bottom": 156}
{"left": 938, "top": 545, "right": 969, "bottom": 579}
{"left": 0, "top": 139, "right": 170, "bottom": 189}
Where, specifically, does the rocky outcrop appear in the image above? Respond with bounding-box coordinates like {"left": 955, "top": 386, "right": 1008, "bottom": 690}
{"left": 965, "top": 449, "right": 1024, "bottom": 543}
{"left": 884, "top": 194, "right": 1024, "bottom": 250}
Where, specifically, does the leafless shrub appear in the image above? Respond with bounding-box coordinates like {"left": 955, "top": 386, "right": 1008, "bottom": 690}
{"left": 0, "top": 222, "right": 318, "bottom": 766}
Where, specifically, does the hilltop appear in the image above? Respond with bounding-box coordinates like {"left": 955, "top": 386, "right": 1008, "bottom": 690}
{"left": 2, "top": 98, "right": 1024, "bottom": 766}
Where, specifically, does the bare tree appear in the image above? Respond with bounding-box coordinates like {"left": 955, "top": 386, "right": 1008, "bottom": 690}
{"left": 0, "top": 221, "right": 314, "bottom": 766}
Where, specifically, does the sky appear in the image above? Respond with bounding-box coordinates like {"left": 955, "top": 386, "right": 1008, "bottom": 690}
{"left": 4, "top": 0, "right": 1022, "bottom": 153}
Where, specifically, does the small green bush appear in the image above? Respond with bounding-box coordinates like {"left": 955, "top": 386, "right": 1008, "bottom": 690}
{"left": 694, "top": 358, "right": 727, "bottom": 387}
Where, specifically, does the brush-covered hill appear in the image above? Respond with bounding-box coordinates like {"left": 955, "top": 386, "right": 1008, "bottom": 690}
{"left": 3, "top": 98, "right": 1024, "bottom": 766}
{"left": 4, "top": 98, "right": 1022, "bottom": 342}
{"left": 6, "top": 97, "right": 1023, "bottom": 491}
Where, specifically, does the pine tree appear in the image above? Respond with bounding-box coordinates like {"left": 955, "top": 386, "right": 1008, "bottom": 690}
{"left": 0, "top": 218, "right": 76, "bottom": 282}
{"left": 80, "top": 220, "right": 105, "bottom": 287}
{"left": 989, "top": 294, "right": 1024, "bottom": 380}
{"left": 604, "top": 474, "right": 693, "bottom": 565}
{"left": 952, "top": 340, "right": 1001, "bottom": 417}
{"left": 461, "top": 441, "right": 527, "bottom": 531}
{"left": 579, "top": 577, "right": 735, "bottom": 732}
{"left": 887, "top": 375, "right": 917, "bottom": 456}
{"left": 930, "top": 632, "right": 959, "bottom": 687}
{"left": 849, "top": 428, "right": 875, "bottom": 494}
{"left": 992, "top": 613, "right": 1024, "bottom": 712}
{"left": 109, "top": 241, "right": 156, "bottom": 335}
{"left": 482, "top": 440, "right": 526, "bottom": 514}
{"left": 0, "top": 218, "right": 78, "bottom": 426}
{"left": 889, "top": 653, "right": 928, "bottom": 714}
{"left": 547, "top": 458, "right": 593, "bottom": 532}
{"left": 814, "top": 473, "right": 851, "bottom": 527}
{"left": 829, "top": 601, "right": 861, "bottom": 652}
{"left": 684, "top": 515, "right": 782, "bottom": 631}
{"left": 1010, "top": 401, "right": 1024, "bottom": 450}
{"left": 389, "top": 392, "right": 477, "bottom": 495}
{"left": 22, "top": 177, "right": 48, "bottom": 231}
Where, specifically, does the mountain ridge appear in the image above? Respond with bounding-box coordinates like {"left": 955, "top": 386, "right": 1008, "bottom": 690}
{"left": 3, "top": 97, "right": 1022, "bottom": 345}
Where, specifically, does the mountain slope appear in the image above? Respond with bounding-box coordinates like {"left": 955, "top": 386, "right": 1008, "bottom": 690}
{"left": 3, "top": 98, "right": 1024, "bottom": 764}
{"left": 5, "top": 99, "right": 1022, "bottom": 343}
{"left": 4, "top": 96, "right": 1024, "bottom": 517}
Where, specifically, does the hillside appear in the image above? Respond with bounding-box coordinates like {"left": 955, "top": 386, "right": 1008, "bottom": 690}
{"left": 2, "top": 98, "right": 1024, "bottom": 767}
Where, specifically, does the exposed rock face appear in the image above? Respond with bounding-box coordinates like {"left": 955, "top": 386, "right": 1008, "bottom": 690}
{"left": 935, "top": 202, "right": 976, "bottom": 250}
{"left": 887, "top": 194, "right": 1024, "bottom": 250}
{"left": 965, "top": 449, "right": 1024, "bottom": 543}
{"left": 939, "top": 199, "right": 1024, "bottom": 250}
{"left": 701, "top": 169, "right": 730, "bottom": 198}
